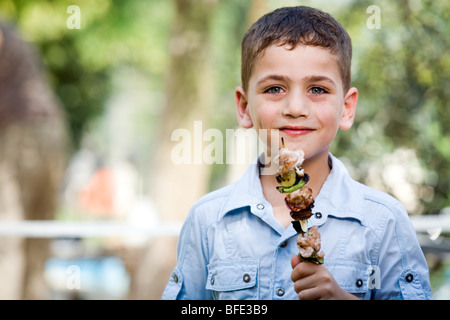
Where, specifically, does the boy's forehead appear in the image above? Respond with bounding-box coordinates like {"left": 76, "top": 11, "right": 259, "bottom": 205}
{"left": 250, "top": 44, "right": 342, "bottom": 86}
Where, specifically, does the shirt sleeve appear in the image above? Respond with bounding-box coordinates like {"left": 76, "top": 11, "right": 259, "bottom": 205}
{"left": 162, "top": 205, "right": 212, "bottom": 300}
{"left": 373, "top": 202, "right": 432, "bottom": 300}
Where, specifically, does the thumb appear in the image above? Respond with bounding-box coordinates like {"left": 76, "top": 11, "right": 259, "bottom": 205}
{"left": 291, "top": 254, "right": 301, "bottom": 270}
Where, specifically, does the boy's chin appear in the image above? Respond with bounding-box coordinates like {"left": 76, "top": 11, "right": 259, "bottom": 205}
{"left": 278, "top": 136, "right": 306, "bottom": 150}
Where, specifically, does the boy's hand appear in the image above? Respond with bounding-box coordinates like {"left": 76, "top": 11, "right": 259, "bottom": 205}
{"left": 290, "top": 255, "right": 359, "bottom": 300}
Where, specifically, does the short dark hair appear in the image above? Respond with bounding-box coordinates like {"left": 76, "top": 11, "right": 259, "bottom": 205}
{"left": 241, "top": 6, "right": 352, "bottom": 93}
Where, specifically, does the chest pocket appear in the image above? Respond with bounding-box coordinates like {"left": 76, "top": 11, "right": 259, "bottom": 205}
{"left": 206, "top": 258, "right": 259, "bottom": 300}
{"left": 325, "top": 258, "right": 373, "bottom": 300}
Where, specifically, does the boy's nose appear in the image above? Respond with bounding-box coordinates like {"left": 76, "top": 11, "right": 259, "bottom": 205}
{"left": 282, "top": 92, "right": 310, "bottom": 118}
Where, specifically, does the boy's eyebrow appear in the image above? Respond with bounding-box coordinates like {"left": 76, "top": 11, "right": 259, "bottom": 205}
{"left": 255, "top": 74, "right": 289, "bottom": 86}
{"left": 255, "top": 74, "right": 337, "bottom": 88}
{"left": 303, "top": 75, "right": 337, "bottom": 88}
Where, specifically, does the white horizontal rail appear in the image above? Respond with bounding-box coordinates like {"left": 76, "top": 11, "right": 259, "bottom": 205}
{"left": 0, "top": 215, "right": 449, "bottom": 238}
{"left": 0, "top": 220, "right": 183, "bottom": 238}
{"left": 409, "top": 214, "right": 450, "bottom": 233}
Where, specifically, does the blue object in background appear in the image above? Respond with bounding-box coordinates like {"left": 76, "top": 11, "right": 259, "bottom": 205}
{"left": 45, "top": 256, "right": 131, "bottom": 299}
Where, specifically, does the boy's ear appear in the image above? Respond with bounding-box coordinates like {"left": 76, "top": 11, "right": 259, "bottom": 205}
{"left": 339, "top": 87, "right": 358, "bottom": 130}
{"left": 235, "top": 86, "right": 253, "bottom": 129}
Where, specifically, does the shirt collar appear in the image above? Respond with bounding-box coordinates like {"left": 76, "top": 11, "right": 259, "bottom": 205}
{"left": 219, "top": 153, "right": 365, "bottom": 224}
{"left": 314, "top": 154, "right": 365, "bottom": 223}
{"left": 220, "top": 157, "right": 265, "bottom": 219}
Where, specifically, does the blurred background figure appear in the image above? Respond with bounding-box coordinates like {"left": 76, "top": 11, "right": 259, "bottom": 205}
{"left": 0, "top": 21, "right": 68, "bottom": 299}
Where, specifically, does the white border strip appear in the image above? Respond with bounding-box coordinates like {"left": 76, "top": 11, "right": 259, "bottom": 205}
{"left": 0, "top": 220, "right": 183, "bottom": 238}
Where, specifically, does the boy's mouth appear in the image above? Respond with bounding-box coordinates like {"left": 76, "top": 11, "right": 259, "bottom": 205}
{"left": 280, "top": 126, "right": 315, "bottom": 137}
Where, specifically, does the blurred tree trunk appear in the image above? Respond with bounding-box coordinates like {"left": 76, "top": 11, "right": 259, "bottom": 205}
{"left": 0, "top": 22, "right": 68, "bottom": 299}
{"left": 0, "top": 120, "right": 67, "bottom": 299}
{"left": 130, "top": 0, "right": 218, "bottom": 299}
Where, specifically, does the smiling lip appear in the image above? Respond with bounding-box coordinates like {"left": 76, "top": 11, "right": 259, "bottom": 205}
{"left": 280, "top": 127, "right": 315, "bottom": 137}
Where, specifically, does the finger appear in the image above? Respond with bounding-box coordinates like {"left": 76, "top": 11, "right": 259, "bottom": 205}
{"left": 293, "top": 271, "right": 317, "bottom": 294}
{"left": 291, "top": 259, "right": 317, "bottom": 282}
{"left": 297, "top": 287, "right": 322, "bottom": 300}
{"left": 291, "top": 260, "right": 311, "bottom": 283}
{"left": 291, "top": 261, "right": 302, "bottom": 283}
{"left": 291, "top": 254, "right": 301, "bottom": 270}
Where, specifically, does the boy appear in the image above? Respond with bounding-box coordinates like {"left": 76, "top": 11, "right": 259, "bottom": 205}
{"left": 162, "top": 6, "right": 432, "bottom": 300}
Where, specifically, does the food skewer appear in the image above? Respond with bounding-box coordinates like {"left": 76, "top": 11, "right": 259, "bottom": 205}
{"left": 275, "top": 138, "right": 324, "bottom": 264}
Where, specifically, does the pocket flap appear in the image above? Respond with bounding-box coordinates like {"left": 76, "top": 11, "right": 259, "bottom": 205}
{"left": 206, "top": 259, "right": 258, "bottom": 292}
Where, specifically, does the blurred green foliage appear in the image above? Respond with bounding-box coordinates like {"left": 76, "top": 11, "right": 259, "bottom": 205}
{"left": 0, "top": 0, "right": 173, "bottom": 147}
{"left": 0, "top": 0, "right": 448, "bottom": 214}
{"left": 330, "top": 0, "right": 450, "bottom": 214}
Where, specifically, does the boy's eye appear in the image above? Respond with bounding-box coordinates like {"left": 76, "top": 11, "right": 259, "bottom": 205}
{"left": 309, "top": 86, "right": 328, "bottom": 95}
{"left": 264, "top": 86, "right": 285, "bottom": 94}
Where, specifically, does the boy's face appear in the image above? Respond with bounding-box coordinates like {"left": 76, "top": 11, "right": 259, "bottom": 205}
{"left": 236, "top": 44, "right": 358, "bottom": 162}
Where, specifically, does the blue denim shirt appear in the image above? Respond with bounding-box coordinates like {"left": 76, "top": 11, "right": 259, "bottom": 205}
{"left": 162, "top": 154, "right": 432, "bottom": 300}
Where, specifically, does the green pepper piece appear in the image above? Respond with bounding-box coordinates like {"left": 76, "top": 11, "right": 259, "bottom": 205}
{"left": 276, "top": 169, "right": 297, "bottom": 187}
{"left": 276, "top": 178, "right": 306, "bottom": 193}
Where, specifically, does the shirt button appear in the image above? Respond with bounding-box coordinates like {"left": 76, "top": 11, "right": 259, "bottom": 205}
{"left": 172, "top": 273, "right": 178, "bottom": 283}
{"left": 280, "top": 241, "right": 288, "bottom": 248}
{"left": 356, "top": 279, "right": 363, "bottom": 287}
{"left": 314, "top": 212, "right": 323, "bottom": 219}
{"left": 210, "top": 276, "right": 215, "bottom": 285}
{"left": 405, "top": 273, "right": 414, "bottom": 283}
{"left": 256, "top": 203, "right": 265, "bottom": 210}
{"left": 276, "top": 288, "right": 285, "bottom": 297}
{"left": 243, "top": 274, "right": 251, "bottom": 283}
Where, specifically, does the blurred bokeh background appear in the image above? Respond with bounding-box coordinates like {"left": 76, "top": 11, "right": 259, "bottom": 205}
{"left": 0, "top": 0, "right": 448, "bottom": 299}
